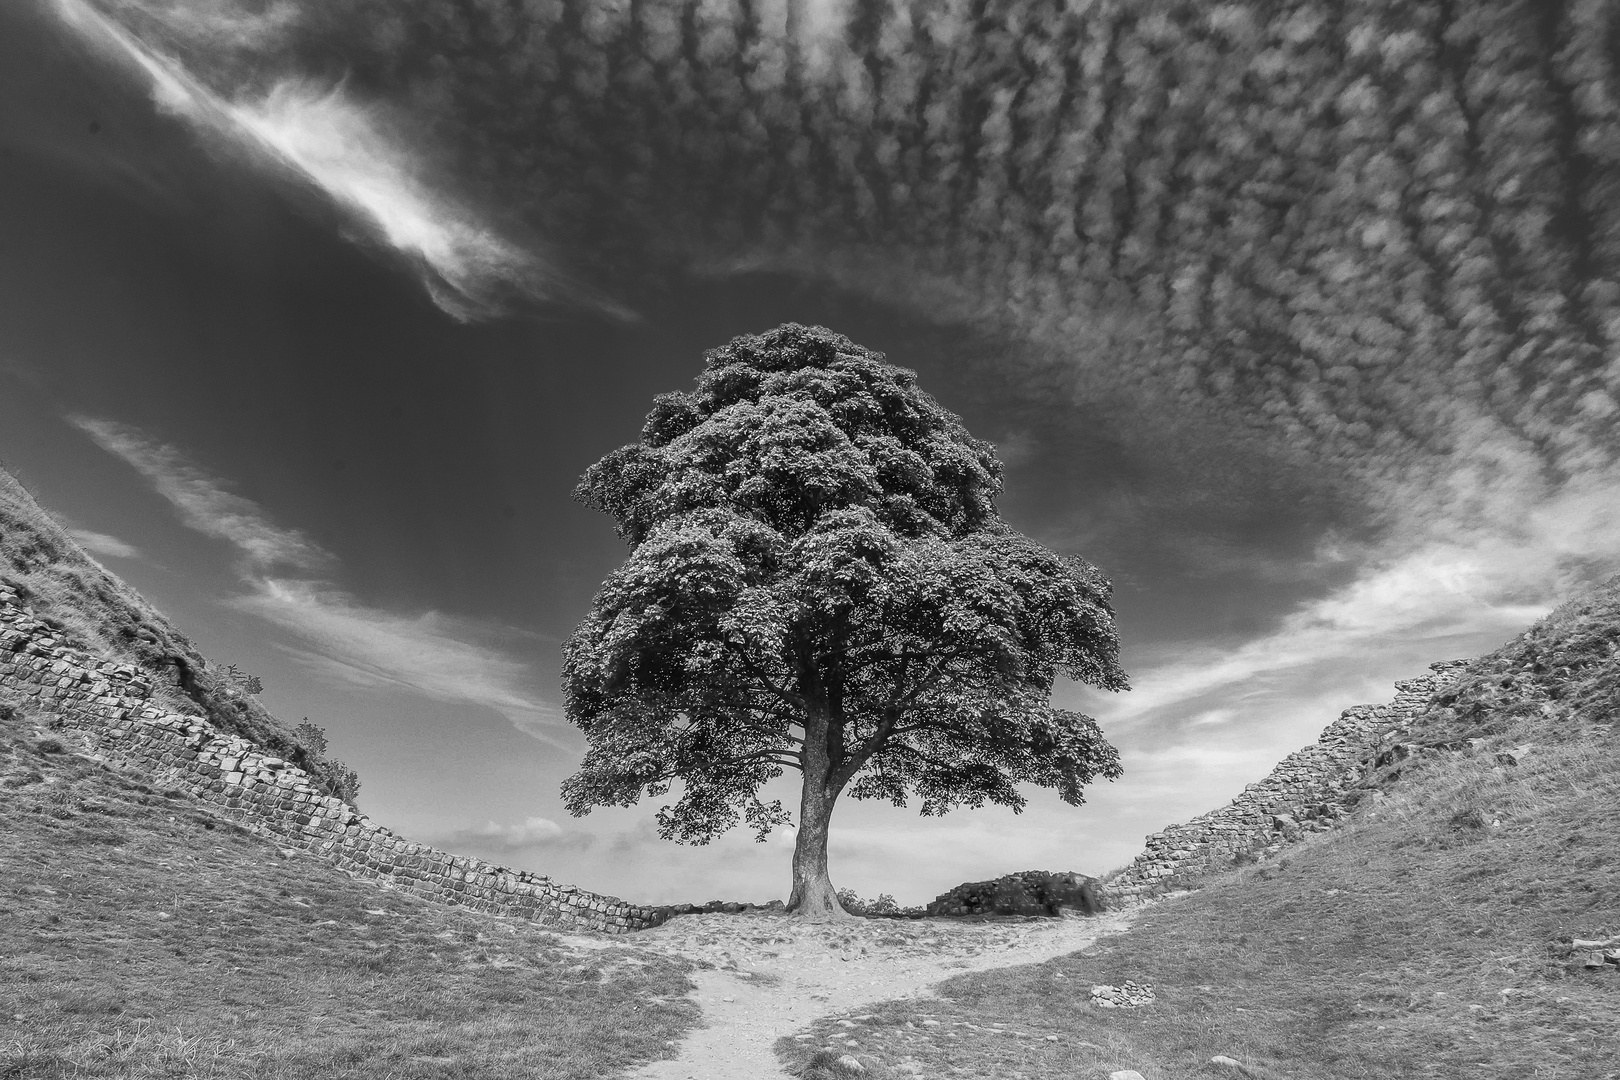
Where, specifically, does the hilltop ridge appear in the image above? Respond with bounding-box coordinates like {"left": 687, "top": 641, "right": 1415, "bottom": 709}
{"left": 0, "top": 468, "right": 338, "bottom": 788}
{"left": 0, "top": 581, "right": 664, "bottom": 935}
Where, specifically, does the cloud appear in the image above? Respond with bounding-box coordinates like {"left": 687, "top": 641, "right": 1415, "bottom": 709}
{"left": 49, "top": 0, "right": 1620, "bottom": 895}
{"left": 73, "top": 415, "right": 567, "bottom": 742}
{"left": 428, "top": 815, "right": 584, "bottom": 854}
{"left": 66, "top": 528, "right": 142, "bottom": 560}
{"left": 62, "top": 0, "right": 1616, "bottom": 551}
{"left": 69, "top": 416, "right": 326, "bottom": 573}
{"left": 1072, "top": 466, "right": 1620, "bottom": 809}
{"left": 1131, "top": 474, "right": 1615, "bottom": 715}
{"left": 239, "top": 579, "right": 567, "bottom": 743}
{"left": 48, "top": 0, "right": 632, "bottom": 323}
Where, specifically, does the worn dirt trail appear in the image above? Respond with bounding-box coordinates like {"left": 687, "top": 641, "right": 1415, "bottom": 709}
{"left": 572, "top": 908, "right": 1136, "bottom": 1080}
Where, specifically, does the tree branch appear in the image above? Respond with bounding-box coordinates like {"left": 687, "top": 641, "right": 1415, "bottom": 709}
{"left": 882, "top": 652, "right": 962, "bottom": 714}
{"left": 831, "top": 708, "right": 898, "bottom": 791}
{"left": 717, "top": 747, "right": 803, "bottom": 772}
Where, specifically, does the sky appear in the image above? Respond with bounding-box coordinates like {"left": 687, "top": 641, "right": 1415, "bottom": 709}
{"left": 1, "top": 0, "right": 1617, "bottom": 906}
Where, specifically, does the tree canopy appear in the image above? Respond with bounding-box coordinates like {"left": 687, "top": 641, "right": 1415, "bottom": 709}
{"left": 562, "top": 324, "right": 1127, "bottom": 914}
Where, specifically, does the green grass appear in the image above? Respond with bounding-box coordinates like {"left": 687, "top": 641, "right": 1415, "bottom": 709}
{"left": 1, "top": 464, "right": 357, "bottom": 801}
{"left": 777, "top": 576, "right": 1620, "bottom": 1080}
{"left": 0, "top": 704, "right": 699, "bottom": 1080}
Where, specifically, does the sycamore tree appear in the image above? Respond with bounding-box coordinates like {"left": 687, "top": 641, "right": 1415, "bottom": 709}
{"left": 562, "top": 324, "right": 1127, "bottom": 918}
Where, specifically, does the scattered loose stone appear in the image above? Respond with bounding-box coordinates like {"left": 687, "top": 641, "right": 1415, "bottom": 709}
{"left": 1090, "top": 981, "right": 1155, "bottom": 1008}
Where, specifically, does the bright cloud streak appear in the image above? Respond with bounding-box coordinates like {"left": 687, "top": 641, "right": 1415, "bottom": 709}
{"left": 49, "top": 0, "right": 629, "bottom": 323}
{"left": 237, "top": 579, "right": 567, "bottom": 744}
{"left": 1080, "top": 466, "right": 1620, "bottom": 803}
{"left": 70, "top": 415, "right": 327, "bottom": 573}
{"left": 72, "top": 414, "right": 567, "bottom": 743}
{"left": 66, "top": 528, "right": 143, "bottom": 560}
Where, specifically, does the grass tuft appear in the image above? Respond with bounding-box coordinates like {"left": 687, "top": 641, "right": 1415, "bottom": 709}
{"left": 0, "top": 705, "right": 700, "bottom": 1079}
{"left": 778, "top": 576, "right": 1620, "bottom": 1080}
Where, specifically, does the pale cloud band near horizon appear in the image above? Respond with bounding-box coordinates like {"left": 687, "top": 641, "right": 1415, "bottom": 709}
{"left": 69, "top": 414, "right": 569, "bottom": 745}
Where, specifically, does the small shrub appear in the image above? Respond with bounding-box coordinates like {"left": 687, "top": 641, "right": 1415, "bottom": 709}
{"left": 834, "top": 889, "right": 921, "bottom": 918}
{"left": 210, "top": 661, "right": 263, "bottom": 697}
{"left": 287, "top": 720, "right": 361, "bottom": 805}
{"left": 795, "top": 1048, "right": 891, "bottom": 1079}
{"left": 292, "top": 720, "right": 329, "bottom": 755}
{"left": 1449, "top": 806, "right": 1490, "bottom": 831}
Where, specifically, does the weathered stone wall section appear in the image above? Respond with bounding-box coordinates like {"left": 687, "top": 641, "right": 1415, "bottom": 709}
{"left": 1104, "top": 661, "right": 1470, "bottom": 905}
{"left": 0, "top": 587, "right": 664, "bottom": 934}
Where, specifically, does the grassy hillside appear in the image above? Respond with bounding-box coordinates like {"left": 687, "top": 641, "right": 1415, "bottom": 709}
{"left": 778, "top": 576, "right": 1620, "bottom": 1080}
{"left": 0, "top": 466, "right": 352, "bottom": 800}
{"left": 0, "top": 701, "right": 699, "bottom": 1080}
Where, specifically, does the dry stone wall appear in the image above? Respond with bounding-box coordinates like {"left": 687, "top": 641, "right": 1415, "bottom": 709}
{"left": 0, "top": 585, "right": 664, "bottom": 934}
{"left": 1103, "top": 661, "right": 1470, "bottom": 905}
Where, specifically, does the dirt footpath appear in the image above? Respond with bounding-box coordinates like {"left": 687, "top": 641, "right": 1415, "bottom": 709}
{"left": 571, "top": 908, "right": 1137, "bottom": 1080}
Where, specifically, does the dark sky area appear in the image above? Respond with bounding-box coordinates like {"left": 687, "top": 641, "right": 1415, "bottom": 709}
{"left": 1, "top": 0, "right": 1615, "bottom": 904}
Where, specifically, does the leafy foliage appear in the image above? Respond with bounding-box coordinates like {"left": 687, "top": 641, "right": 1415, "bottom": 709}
{"left": 292, "top": 720, "right": 329, "bottom": 754}
{"left": 778, "top": 575, "right": 1620, "bottom": 1080}
{"left": 0, "top": 470, "right": 321, "bottom": 766}
{"left": 563, "top": 325, "right": 1126, "bottom": 847}
{"left": 211, "top": 661, "right": 264, "bottom": 697}
{"left": 288, "top": 719, "right": 362, "bottom": 806}
{"left": 835, "top": 888, "right": 920, "bottom": 918}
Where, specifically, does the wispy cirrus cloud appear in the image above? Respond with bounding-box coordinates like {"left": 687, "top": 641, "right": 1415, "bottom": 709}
{"left": 70, "top": 416, "right": 326, "bottom": 573}
{"left": 1074, "top": 468, "right": 1620, "bottom": 821}
{"left": 49, "top": 0, "right": 632, "bottom": 323}
{"left": 66, "top": 527, "right": 143, "bottom": 560}
{"left": 238, "top": 579, "right": 565, "bottom": 741}
{"left": 71, "top": 414, "right": 567, "bottom": 743}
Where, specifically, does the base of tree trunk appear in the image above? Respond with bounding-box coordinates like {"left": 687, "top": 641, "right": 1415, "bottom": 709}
{"left": 785, "top": 868, "right": 857, "bottom": 921}
{"left": 785, "top": 895, "right": 858, "bottom": 921}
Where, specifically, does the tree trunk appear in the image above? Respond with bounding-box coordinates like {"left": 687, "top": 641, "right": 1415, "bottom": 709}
{"left": 785, "top": 775, "right": 852, "bottom": 919}
{"left": 785, "top": 703, "right": 855, "bottom": 920}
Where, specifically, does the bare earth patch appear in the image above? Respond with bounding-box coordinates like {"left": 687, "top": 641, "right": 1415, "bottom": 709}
{"left": 612, "top": 909, "right": 1137, "bottom": 1080}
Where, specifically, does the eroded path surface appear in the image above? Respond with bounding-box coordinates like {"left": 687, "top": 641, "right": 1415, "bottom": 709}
{"left": 575, "top": 908, "right": 1136, "bottom": 1080}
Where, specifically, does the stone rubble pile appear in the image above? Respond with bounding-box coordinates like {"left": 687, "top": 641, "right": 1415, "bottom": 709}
{"left": 1102, "top": 660, "right": 1470, "bottom": 906}
{"left": 1090, "top": 981, "right": 1155, "bottom": 1008}
{"left": 926, "top": 870, "right": 1103, "bottom": 917}
{"left": 0, "top": 584, "right": 663, "bottom": 934}
{"left": 1561, "top": 936, "right": 1620, "bottom": 970}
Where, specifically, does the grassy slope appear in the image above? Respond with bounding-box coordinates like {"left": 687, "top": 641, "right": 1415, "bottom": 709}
{"left": 0, "top": 467, "right": 350, "bottom": 797}
{"left": 0, "top": 705, "right": 700, "bottom": 1080}
{"left": 779, "top": 577, "right": 1620, "bottom": 1080}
